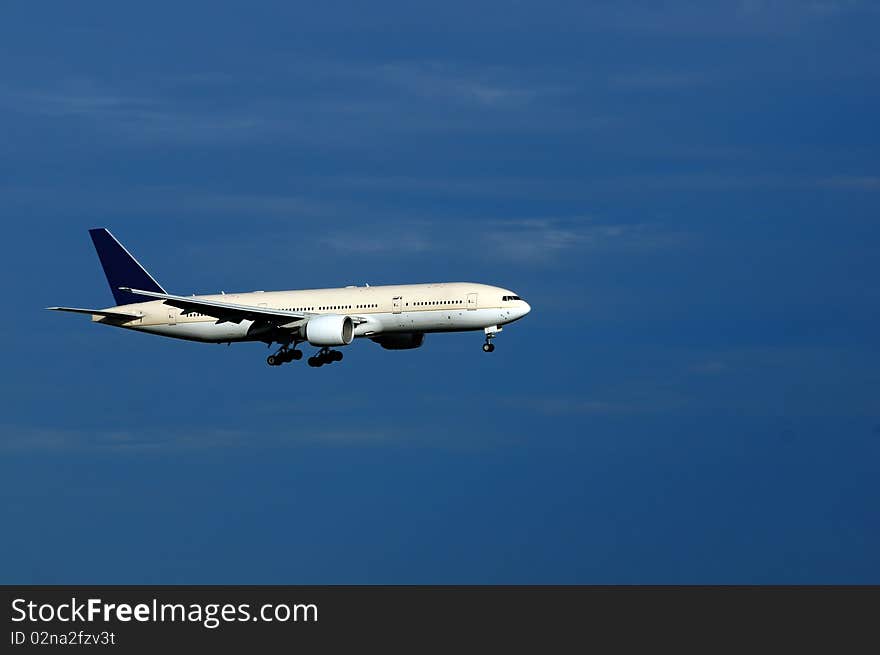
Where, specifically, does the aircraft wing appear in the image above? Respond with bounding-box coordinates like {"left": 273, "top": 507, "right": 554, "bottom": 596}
{"left": 47, "top": 306, "right": 142, "bottom": 320}
{"left": 120, "top": 287, "right": 369, "bottom": 325}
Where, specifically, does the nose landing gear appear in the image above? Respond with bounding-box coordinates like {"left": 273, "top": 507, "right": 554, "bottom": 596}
{"left": 482, "top": 326, "right": 500, "bottom": 353}
{"left": 307, "top": 348, "right": 344, "bottom": 367}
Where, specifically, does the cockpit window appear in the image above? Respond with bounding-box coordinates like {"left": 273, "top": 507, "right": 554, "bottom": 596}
{"left": 502, "top": 295, "right": 522, "bottom": 301}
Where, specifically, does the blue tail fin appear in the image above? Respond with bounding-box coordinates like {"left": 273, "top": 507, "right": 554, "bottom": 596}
{"left": 88, "top": 228, "right": 166, "bottom": 306}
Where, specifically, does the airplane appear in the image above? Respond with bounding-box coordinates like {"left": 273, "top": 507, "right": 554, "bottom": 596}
{"left": 48, "top": 228, "right": 532, "bottom": 367}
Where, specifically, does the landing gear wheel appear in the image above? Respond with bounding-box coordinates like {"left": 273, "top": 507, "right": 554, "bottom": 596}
{"left": 307, "top": 348, "right": 343, "bottom": 367}
{"left": 482, "top": 342, "right": 495, "bottom": 353}
{"left": 291, "top": 350, "right": 303, "bottom": 361}
{"left": 267, "top": 354, "right": 278, "bottom": 366}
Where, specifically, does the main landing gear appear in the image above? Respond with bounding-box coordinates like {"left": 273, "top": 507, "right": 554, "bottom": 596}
{"left": 307, "top": 348, "right": 343, "bottom": 367}
{"left": 267, "top": 345, "right": 303, "bottom": 366}
{"left": 267, "top": 343, "right": 344, "bottom": 368}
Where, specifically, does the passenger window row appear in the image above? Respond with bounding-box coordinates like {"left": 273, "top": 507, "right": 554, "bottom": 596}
{"left": 276, "top": 304, "right": 379, "bottom": 311}
{"left": 190, "top": 298, "right": 478, "bottom": 316}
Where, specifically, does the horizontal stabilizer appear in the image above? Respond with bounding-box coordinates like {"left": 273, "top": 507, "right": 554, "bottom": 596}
{"left": 46, "top": 306, "right": 142, "bottom": 320}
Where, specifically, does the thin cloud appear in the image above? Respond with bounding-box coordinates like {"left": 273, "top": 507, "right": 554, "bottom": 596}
{"left": 0, "top": 80, "right": 275, "bottom": 145}
{"left": 612, "top": 71, "right": 710, "bottom": 90}
{"left": 503, "top": 395, "right": 686, "bottom": 416}
{"left": 575, "top": 1, "right": 878, "bottom": 36}
{"left": 298, "top": 216, "right": 684, "bottom": 264}
{"left": 317, "top": 231, "right": 431, "bottom": 255}
{"left": 483, "top": 218, "right": 686, "bottom": 263}
{"left": 183, "top": 193, "right": 337, "bottom": 217}
{"left": 0, "top": 81, "right": 156, "bottom": 118}
{"left": 0, "top": 59, "right": 593, "bottom": 150}
{"left": 821, "top": 176, "right": 880, "bottom": 190}
{"left": 0, "top": 422, "right": 517, "bottom": 453}
{"left": 0, "top": 424, "right": 407, "bottom": 453}
{"left": 689, "top": 360, "right": 729, "bottom": 375}
{"left": 366, "top": 62, "right": 559, "bottom": 107}
{"left": 806, "top": 1, "right": 878, "bottom": 16}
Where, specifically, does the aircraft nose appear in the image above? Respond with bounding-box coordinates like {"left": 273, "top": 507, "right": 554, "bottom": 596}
{"left": 521, "top": 300, "right": 531, "bottom": 317}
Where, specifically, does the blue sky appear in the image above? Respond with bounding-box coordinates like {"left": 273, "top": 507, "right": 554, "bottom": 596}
{"left": 1, "top": 1, "right": 878, "bottom": 583}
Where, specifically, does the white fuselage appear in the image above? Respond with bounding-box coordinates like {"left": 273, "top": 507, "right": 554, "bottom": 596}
{"left": 93, "top": 282, "right": 531, "bottom": 344}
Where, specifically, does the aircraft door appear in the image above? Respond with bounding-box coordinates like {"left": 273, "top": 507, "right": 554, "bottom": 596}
{"left": 467, "top": 292, "right": 478, "bottom": 311}
{"left": 168, "top": 309, "right": 177, "bottom": 325}
{"left": 392, "top": 296, "right": 402, "bottom": 314}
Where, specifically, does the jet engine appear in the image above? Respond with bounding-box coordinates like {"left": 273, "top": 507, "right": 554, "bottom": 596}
{"left": 370, "top": 333, "right": 425, "bottom": 350}
{"left": 305, "top": 315, "right": 354, "bottom": 346}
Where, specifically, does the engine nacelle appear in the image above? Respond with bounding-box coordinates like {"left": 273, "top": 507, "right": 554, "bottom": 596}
{"left": 370, "top": 332, "right": 425, "bottom": 350}
{"left": 305, "top": 314, "right": 354, "bottom": 346}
